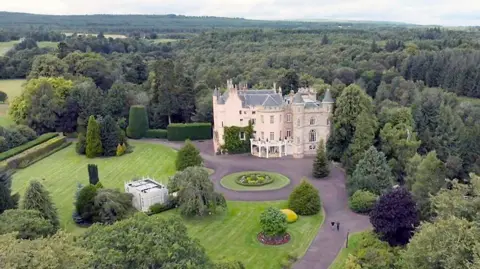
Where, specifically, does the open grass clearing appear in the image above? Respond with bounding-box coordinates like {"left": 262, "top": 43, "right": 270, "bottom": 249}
{"left": 156, "top": 200, "right": 323, "bottom": 269}
{"left": 0, "top": 41, "right": 19, "bottom": 55}
{"left": 459, "top": 96, "right": 480, "bottom": 105}
{"left": 220, "top": 171, "right": 291, "bottom": 191}
{"left": 12, "top": 141, "right": 177, "bottom": 234}
{"left": 0, "top": 79, "right": 25, "bottom": 126}
{"left": 329, "top": 231, "right": 370, "bottom": 269}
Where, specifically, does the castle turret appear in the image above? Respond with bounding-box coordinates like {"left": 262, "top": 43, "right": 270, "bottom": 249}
{"left": 322, "top": 89, "right": 334, "bottom": 112}
{"left": 292, "top": 92, "right": 304, "bottom": 158}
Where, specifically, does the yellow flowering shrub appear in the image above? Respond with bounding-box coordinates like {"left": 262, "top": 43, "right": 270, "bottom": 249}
{"left": 281, "top": 209, "right": 298, "bottom": 223}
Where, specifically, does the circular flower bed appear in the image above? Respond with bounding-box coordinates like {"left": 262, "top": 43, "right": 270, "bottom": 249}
{"left": 257, "top": 232, "right": 291, "bottom": 245}
{"left": 235, "top": 173, "right": 274, "bottom": 186}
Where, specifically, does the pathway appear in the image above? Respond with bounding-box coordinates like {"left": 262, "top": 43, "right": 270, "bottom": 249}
{"left": 143, "top": 139, "right": 371, "bottom": 269}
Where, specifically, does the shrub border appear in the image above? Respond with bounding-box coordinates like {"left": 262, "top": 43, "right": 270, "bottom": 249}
{"left": 257, "top": 232, "right": 291, "bottom": 245}
{"left": 220, "top": 171, "right": 290, "bottom": 192}
{"left": 0, "top": 133, "right": 59, "bottom": 161}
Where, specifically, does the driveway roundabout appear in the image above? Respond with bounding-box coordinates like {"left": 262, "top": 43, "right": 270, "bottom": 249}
{"left": 220, "top": 171, "right": 290, "bottom": 191}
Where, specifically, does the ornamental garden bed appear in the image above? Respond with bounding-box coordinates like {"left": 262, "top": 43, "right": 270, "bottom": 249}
{"left": 257, "top": 232, "right": 291, "bottom": 245}
{"left": 235, "top": 173, "right": 273, "bottom": 186}
{"left": 220, "top": 171, "right": 290, "bottom": 191}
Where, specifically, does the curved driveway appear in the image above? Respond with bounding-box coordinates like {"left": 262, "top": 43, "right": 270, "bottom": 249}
{"left": 144, "top": 139, "right": 371, "bottom": 269}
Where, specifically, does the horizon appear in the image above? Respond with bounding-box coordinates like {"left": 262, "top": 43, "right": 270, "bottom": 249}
{"left": 1, "top": 0, "right": 480, "bottom": 27}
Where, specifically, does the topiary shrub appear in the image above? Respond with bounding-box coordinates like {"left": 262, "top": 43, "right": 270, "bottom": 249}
{"left": 280, "top": 209, "right": 298, "bottom": 223}
{"left": 260, "top": 207, "right": 287, "bottom": 237}
{"left": 76, "top": 133, "right": 86, "bottom": 154}
{"left": 126, "top": 105, "right": 149, "bottom": 139}
{"left": 288, "top": 179, "right": 321, "bottom": 216}
{"left": 87, "top": 164, "right": 99, "bottom": 185}
{"left": 348, "top": 190, "right": 378, "bottom": 214}
{"left": 86, "top": 116, "right": 102, "bottom": 158}
{"left": 175, "top": 140, "right": 203, "bottom": 171}
{"left": 75, "top": 184, "right": 98, "bottom": 223}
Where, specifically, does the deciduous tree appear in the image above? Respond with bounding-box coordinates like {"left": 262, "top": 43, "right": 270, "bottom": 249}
{"left": 0, "top": 209, "right": 55, "bottom": 239}
{"left": 288, "top": 179, "right": 321, "bottom": 216}
{"left": 175, "top": 140, "right": 203, "bottom": 171}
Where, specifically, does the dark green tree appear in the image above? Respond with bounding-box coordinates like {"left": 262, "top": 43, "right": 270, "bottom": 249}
{"left": 76, "top": 132, "right": 87, "bottom": 155}
{"left": 75, "top": 184, "right": 98, "bottom": 223}
{"left": 288, "top": 179, "right": 321, "bottom": 216}
{"left": 327, "top": 84, "right": 373, "bottom": 161}
{"left": 0, "top": 171, "right": 19, "bottom": 214}
{"left": 169, "top": 167, "right": 226, "bottom": 217}
{"left": 28, "top": 54, "right": 67, "bottom": 79}
{"left": 100, "top": 115, "right": 120, "bottom": 156}
{"left": 321, "top": 34, "right": 329, "bottom": 45}
{"left": 22, "top": 180, "right": 59, "bottom": 230}
{"left": 92, "top": 189, "right": 133, "bottom": 224}
{"left": 0, "top": 209, "right": 55, "bottom": 239}
{"left": 347, "top": 146, "right": 394, "bottom": 196}
{"left": 126, "top": 105, "right": 148, "bottom": 139}
{"left": 81, "top": 214, "right": 213, "bottom": 268}
{"left": 86, "top": 115, "right": 102, "bottom": 158}
{"left": 150, "top": 59, "right": 178, "bottom": 124}
{"left": 432, "top": 105, "right": 465, "bottom": 162}
{"left": 175, "top": 140, "right": 203, "bottom": 171}
{"left": 313, "top": 139, "right": 330, "bottom": 178}
{"left": 409, "top": 151, "right": 446, "bottom": 220}
{"left": 278, "top": 70, "right": 299, "bottom": 95}
{"left": 87, "top": 164, "right": 99, "bottom": 185}
{"left": 343, "top": 111, "right": 378, "bottom": 174}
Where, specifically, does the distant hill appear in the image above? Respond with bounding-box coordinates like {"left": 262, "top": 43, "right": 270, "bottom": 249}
{"left": 0, "top": 12, "right": 413, "bottom": 34}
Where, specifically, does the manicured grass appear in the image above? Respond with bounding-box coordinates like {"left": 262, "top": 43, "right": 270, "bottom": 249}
{"left": 459, "top": 96, "right": 480, "bottom": 105}
{"left": 329, "top": 231, "right": 370, "bottom": 269}
{"left": 220, "top": 171, "right": 290, "bottom": 191}
{"left": 38, "top": 41, "right": 58, "bottom": 48}
{"left": 12, "top": 141, "right": 177, "bottom": 233}
{"left": 155, "top": 200, "right": 323, "bottom": 268}
{"left": 152, "top": 38, "right": 179, "bottom": 43}
{"left": 0, "top": 79, "right": 25, "bottom": 126}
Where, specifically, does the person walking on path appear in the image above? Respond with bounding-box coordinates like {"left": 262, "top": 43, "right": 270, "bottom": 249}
{"left": 331, "top": 222, "right": 335, "bottom": 230}
{"left": 336, "top": 222, "right": 340, "bottom": 231}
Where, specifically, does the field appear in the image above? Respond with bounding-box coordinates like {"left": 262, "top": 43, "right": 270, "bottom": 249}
{"left": 64, "top": 33, "right": 127, "bottom": 39}
{"left": 152, "top": 38, "right": 179, "bottom": 43}
{"left": 0, "top": 41, "right": 58, "bottom": 55}
{"left": 156, "top": 200, "right": 323, "bottom": 269}
{"left": 0, "top": 79, "right": 25, "bottom": 126}
{"left": 459, "top": 96, "right": 480, "bottom": 105}
{"left": 12, "top": 141, "right": 177, "bottom": 233}
{"left": 329, "top": 231, "right": 368, "bottom": 269}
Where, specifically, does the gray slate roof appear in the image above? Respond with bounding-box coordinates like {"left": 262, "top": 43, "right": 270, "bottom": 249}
{"left": 218, "top": 89, "right": 284, "bottom": 107}
{"left": 322, "top": 89, "right": 334, "bottom": 103}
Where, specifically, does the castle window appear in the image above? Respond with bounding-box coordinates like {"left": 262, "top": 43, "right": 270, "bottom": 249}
{"left": 244, "top": 111, "right": 247, "bottom": 114}
{"left": 270, "top": 115, "right": 274, "bottom": 124}
{"left": 239, "top": 110, "right": 242, "bottom": 115}
{"left": 297, "top": 118, "right": 301, "bottom": 127}
{"left": 287, "top": 129, "right": 291, "bottom": 138}
{"left": 221, "top": 121, "right": 223, "bottom": 127}
{"left": 270, "top": 132, "right": 274, "bottom": 141}
{"left": 310, "top": 117, "right": 315, "bottom": 125}
{"left": 309, "top": 130, "right": 317, "bottom": 142}
{"left": 253, "top": 131, "right": 256, "bottom": 139}
{"left": 252, "top": 119, "right": 256, "bottom": 125}
{"left": 252, "top": 111, "right": 256, "bottom": 115}
{"left": 239, "top": 132, "right": 245, "bottom": 140}
{"left": 261, "top": 115, "right": 264, "bottom": 123}
{"left": 287, "top": 114, "right": 292, "bottom": 122}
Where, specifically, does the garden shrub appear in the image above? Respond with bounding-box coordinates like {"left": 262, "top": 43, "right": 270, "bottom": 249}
{"left": 145, "top": 129, "right": 167, "bottom": 139}
{"left": 76, "top": 133, "right": 86, "bottom": 154}
{"left": 280, "top": 209, "right": 298, "bottom": 223}
{"left": 175, "top": 140, "right": 203, "bottom": 171}
{"left": 235, "top": 173, "right": 273, "bottom": 186}
{"left": 116, "top": 143, "right": 126, "bottom": 156}
{"left": 0, "top": 133, "right": 58, "bottom": 161}
{"left": 14, "top": 125, "right": 37, "bottom": 141}
{"left": 75, "top": 184, "right": 99, "bottom": 222}
{"left": 149, "top": 195, "right": 178, "bottom": 214}
{"left": 0, "top": 209, "right": 55, "bottom": 239}
{"left": 0, "top": 91, "right": 7, "bottom": 103}
{"left": 86, "top": 116, "right": 102, "bottom": 158}
{"left": 2, "top": 136, "right": 67, "bottom": 170}
{"left": 17, "top": 141, "right": 72, "bottom": 169}
{"left": 0, "top": 136, "right": 8, "bottom": 152}
{"left": 126, "top": 105, "right": 149, "bottom": 139}
{"left": 92, "top": 189, "right": 134, "bottom": 224}
{"left": 349, "top": 190, "right": 378, "bottom": 213}
{"left": 288, "top": 179, "right": 321, "bottom": 216}
{"left": 167, "top": 123, "right": 212, "bottom": 141}
{"left": 3, "top": 128, "right": 27, "bottom": 149}
{"left": 87, "top": 164, "right": 99, "bottom": 185}
{"left": 260, "top": 207, "right": 287, "bottom": 237}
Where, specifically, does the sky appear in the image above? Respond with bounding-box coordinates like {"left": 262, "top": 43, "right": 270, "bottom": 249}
{"left": 2, "top": 0, "right": 480, "bottom": 26}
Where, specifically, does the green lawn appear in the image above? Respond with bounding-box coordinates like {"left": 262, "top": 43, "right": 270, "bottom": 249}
{"left": 38, "top": 41, "right": 59, "bottom": 49}
{"left": 152, "top": 38, "right": 179, "bottom": 43}
{"left": 0, "top": 41, "right": 19, "bottom": 55}
{"left": 459, "top": 96, "right": 480, "bottom": 105}
{"left": 12, "top": 141, "right": 177, "bottom": 233}
{"left": 220, "top": 171, "right": 291, "bottom": 191}
{"left": 156, "top": 200, "right": 323, "bottom": 269}
{"left": 329, "top": 231, "right": 370, "bottom": 269}
{"left": 0, "top": 79, "right": 25, "bottom": 126}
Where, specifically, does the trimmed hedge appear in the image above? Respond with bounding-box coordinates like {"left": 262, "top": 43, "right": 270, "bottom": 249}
{"left": 145, "top": 129, "right": 167, "bottom": 139}
{"left": 126, "top": 105, "right": 149, "bottom": 139}
{"left": 2, "top": 136, "right": 67, "bottom": 170}
{"left": 0, "top": 133, "right": 59, "bottom": 161}
{"left": 167, "top": 123, "right": 212, "bottom": 141}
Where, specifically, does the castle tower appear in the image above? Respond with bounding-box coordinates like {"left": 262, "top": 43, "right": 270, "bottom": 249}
{"left": 322, "top": 88, "right": 334, "bottom": 113}
{"left": 292, "top": 92, "right": 305, "bottom": 158}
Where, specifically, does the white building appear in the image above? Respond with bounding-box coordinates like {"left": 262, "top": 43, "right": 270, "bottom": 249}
{"left": 124, "top": 178, "right": 169, "bottom": 212}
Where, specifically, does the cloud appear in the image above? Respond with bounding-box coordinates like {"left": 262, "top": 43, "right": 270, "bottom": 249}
{"left": 2, "top": 0, "right": 480, "bottom": 26}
